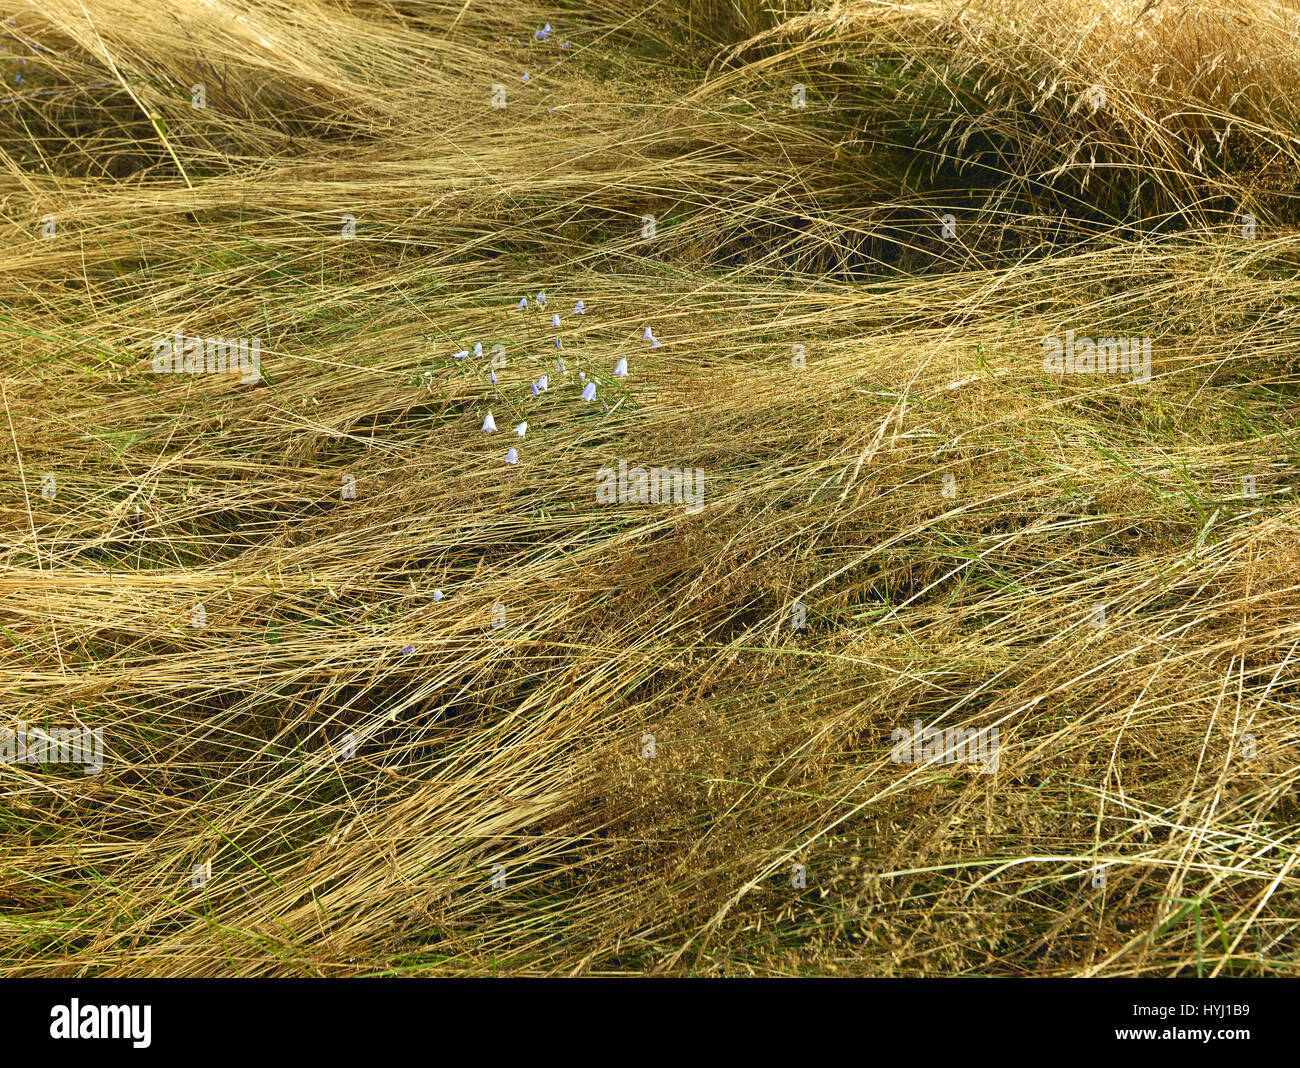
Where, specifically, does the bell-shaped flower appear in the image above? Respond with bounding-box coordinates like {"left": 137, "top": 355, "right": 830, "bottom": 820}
{"left": 489, "top": 370, "right": 497, "bottom": 384}
{"left": 515, "top": 421, "right": 527, "bottom": 438}
{"left": 614, "top": 358, "right": 628, "bottom": 377}
{"left": 433, "top": 589, "right": 444, "bottom": 602}
{"left": 551, "top": 313, "right": 561, "bottom": 327}
{"left": 482, "top": 411, "right": 497, "bottom": 433}
{"left": 517, "top": 297, "right": 527, "bottom": 309}
{"left": 506, "top": 447, "right": 519, "bottom": 464}
{"left": 474, "top": 342, "right": 483, "bottom": 358}
{"left": 581, "top": 382, "right": 597, "bottom": 401}
{"left": 557, "top": 359, "right": 566, "bottom": 372}
{"left": 453, "top": 350, "right": 467, "bottom": 360}
{"left": 574, "top": 300, "right": 585, "bottom": 315}
{"left": 538, "top": 374, "right": 549, "bottom": 392}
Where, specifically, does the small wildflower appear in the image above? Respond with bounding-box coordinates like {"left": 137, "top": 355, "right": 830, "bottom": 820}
{"left": 522, "top": 73, "right": 530, "bottom": 82}
{"left": 433, "top": 589, "right": 444, "bottom": 601}
{"left": 537, "top": 291, "right": 546, "bottom": 305}
{"left": 506, "top": 447, "right": 519, "bottom": 464}
{"left": 400, "top": 644, "right": 416, "bottom": 656}
{"left": 474, "top": 342, "right": 483, "bottom": 358}
{"left": 483, "top": 412, "right": 497, "bottom": 433}
{"left": 581, "top": 382, "right": 597, "bottom": 401}
{"left": 557, "top": 359, "right": 566, "bottom": 372}
{"left": 453, "top": 349, "right": 467, "bottom": 360}
{"left": 574, "top": 300, "right": 585, "bottom": 315}
{"left": 489, "top": 369, "right": 497, "bottom": 384}
{"left": 515, "top": 421, "right": 527, "bottom": 438}
{"left": 551, "top": 313, "right": 560, "bottom": 327}
{"left": 517, "top": 297, "right": 527, "bottom": 309}
{"left": 537, "top": 374, "right": 549, "bottom": 392}
{"left": 614, "top": 358, "right": 628, "bottom": 377}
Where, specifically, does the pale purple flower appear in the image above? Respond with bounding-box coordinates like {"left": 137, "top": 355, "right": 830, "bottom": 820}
{"left": 489, "top": 370, "right": 497, "bottom": 384}
{"left": 515, "top": 421, "right": 527, "bottom": 438}
{"left": 574, "top": 300, "right": 585, "bottom": 315}
{"left": 557, "top": 359, "right": 566, "bottom": 372}
{"left": 483, "top": 411, "right": 497, "bottom": 433}
{"left": 517, "top": 297, "right": 527, "bottom": 309}
{"left": 474, "top": 342, "right": 483, "bottom": 357}
{"left": 453, "top": 349, "right": 467, "bottom": 360}
{"left": 614, "top": 358, "right": 628, "bottom": 377}
{"left": 506, "top": 447, "right": 519, "bottom": 464}
{"left": 581, "top": 382, "right": 597, "bottom": 401}
{"left": 401, "top": 644, "right": 416, "bottom": 656}
{"left": 551, "top": 313, "right": 561, "bottom": 327}
{"left": 433, "top": 589, "right": 444, "bottom": 601}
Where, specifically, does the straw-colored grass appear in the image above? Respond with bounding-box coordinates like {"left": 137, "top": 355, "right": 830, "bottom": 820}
{"left": 0, "top": 0, "right": 1297, "bottom": 976}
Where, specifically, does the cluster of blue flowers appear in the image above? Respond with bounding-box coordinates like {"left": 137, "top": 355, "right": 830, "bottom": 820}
{"left": 469, "top": 293, "right": 646, "bottom": 466}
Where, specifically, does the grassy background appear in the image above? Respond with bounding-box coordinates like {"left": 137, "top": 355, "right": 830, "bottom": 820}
{"left": 0, "top": 0, "right": 1298, "bottom": 976}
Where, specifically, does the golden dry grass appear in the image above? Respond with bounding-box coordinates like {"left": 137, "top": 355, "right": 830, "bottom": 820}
{"left": 0, "top": 0, "right": 1297, "bottom": 976}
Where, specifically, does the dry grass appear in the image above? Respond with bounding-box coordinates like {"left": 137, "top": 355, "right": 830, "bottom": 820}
{"left": 0, "top": 0, "right": 1297, "bottom": 976}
